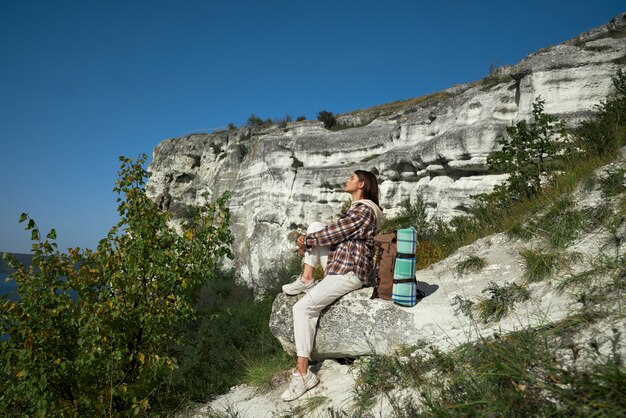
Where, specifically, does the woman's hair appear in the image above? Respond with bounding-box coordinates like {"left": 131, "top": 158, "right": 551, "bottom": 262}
{"left": 354, "top": 170, "right": 380, "bottom": 207}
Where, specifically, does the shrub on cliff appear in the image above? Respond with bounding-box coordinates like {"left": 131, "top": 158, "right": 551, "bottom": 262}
{"left": 246, "top": 113, "right": 273, "bottom": 127}
{"left": 317, "top": 110, "right": 337, "bottom": 129}
{"left": 576, "top": 69, "right": 626, "bottom": 155}
{"left": 276, "top": 114, "right": 292, "bottom": 128}
{"left": 486, "top": 96, "right": 567, "bottom": 203}
{"left": 0, "top": 155, "right": 233, "bottom": 416}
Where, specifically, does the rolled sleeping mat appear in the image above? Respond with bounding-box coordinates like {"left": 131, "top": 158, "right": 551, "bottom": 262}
{"left": 393, "top": 256, "right": 415, "bottom": 279}
{"left": 392, "top": 278, "right": 418, "bottom": 307}
{"left": 396, "top": 227, "right": 417, "bottom": 255}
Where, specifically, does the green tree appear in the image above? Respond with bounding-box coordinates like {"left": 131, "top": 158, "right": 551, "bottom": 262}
{"left": 0, "top": 155, "right": 232, "bottom": 416}
{"left": 316, "top": 110, "right": 337, "bottom": 129}
{"left": 487, "top": 97, "right": 566, "bottom": 201}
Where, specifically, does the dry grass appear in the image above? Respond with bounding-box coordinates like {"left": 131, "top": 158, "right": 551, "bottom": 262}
{"left": 346, "top": 91, "right": 454, "bottom": 117}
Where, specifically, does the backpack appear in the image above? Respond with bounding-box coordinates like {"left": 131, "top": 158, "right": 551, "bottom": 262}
{"left": 369, "top": 231, "right": 397, "bottom": 300}
{"left": 370, "top": 227, "right": 425, "bottom": 305}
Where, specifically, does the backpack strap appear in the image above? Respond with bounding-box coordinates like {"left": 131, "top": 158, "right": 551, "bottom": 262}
{"left": 369, "top": 240, "right": 383, "bottom": 298}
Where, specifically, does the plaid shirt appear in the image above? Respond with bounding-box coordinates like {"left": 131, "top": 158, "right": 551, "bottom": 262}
{"left": 304, "top": 203, "right": 377, "bottom": 283}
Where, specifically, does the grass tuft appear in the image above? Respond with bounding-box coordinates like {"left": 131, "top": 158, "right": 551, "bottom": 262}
{"left": 417, "top": 326, "right": 626, "bottom": 417}
{"left": 302, "top": 395, "right": 330, "bottom": 413}
{"left": 521, "top": 248, "right": 561, "bottom": 282}
{"left": 242, "top": 352, "right": 293, "bottom": 388}
{"left": 475, "top": 281, "right": 530, "bottom": 323}
{"left": 456, "top": 255, "right": 487, "bottom": 274}
{"left": 452, "top": 295, "right": 475, "bottom": 319}
{"left": 507, "top": 222, "right": 535, "bottom": 241}
{"left": 347, "top": 91, "right": 454, "bottom": 117}
{"left": 601, "top": 167, "right": 626, "bottom": 197}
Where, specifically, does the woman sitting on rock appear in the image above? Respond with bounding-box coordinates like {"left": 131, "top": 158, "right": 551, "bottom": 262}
{"left": 280, "top": 170, "right": 385, "bottom": 402}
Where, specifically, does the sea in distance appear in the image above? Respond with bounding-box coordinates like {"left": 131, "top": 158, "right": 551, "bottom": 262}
{"left": 0, "top": 253, "right": 31, "bottom": 299}
{"left": 1, "top": 273, "right": 17, "bottom": 294}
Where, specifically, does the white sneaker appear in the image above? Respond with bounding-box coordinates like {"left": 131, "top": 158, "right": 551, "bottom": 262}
{"left": 281, "top": 370, "right": 320, "bottom": 402}
{"left": 282, "top": 275, "right": 316, "bottom": 295}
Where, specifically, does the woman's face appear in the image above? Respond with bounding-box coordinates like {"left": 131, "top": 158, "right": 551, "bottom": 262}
{"left": 344, "top": 173, "right": 364, "bottom": 193}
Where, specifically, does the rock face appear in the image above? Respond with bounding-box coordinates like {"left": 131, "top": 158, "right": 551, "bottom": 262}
{"left": 147, "top": 13, "right": 626, "bottom": 290}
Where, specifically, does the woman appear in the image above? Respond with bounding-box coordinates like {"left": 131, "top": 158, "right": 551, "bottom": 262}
{"left": 280, "top": 170, "right": 385, "bottom": 402}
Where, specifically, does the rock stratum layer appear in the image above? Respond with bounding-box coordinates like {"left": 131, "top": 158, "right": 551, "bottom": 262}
{"left": 148, "top": 13, "right": 626, "bottom": 290}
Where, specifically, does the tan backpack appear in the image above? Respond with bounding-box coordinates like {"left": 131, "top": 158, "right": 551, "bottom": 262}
{"left": 369, "top": 232, "right": 397, "bottom": 300}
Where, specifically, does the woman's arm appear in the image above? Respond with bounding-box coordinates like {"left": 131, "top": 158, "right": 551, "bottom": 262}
{"left": 304, "top": 204, "right": 374, "bottom": 248}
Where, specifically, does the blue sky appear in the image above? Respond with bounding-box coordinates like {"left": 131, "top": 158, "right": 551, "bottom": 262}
{"left": 1, "top": 1, "right": 623, "bottom": 254}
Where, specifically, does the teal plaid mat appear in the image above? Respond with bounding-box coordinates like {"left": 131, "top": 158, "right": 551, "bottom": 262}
{"left": 392, "top": 280, "right": 417, "bottom": 306}
{"left": 397, "top": 227, "right": 417, "bottom": 255}
{"left": 394, "top": 257, "right": 415, "bottom": 279}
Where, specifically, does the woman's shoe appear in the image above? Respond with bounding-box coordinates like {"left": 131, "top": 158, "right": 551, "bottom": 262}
{"left": 282, "top": 275, "right": 315, "bottom": 295}
{"left": 280, "top": 370, "right": 320, "bottom": 401}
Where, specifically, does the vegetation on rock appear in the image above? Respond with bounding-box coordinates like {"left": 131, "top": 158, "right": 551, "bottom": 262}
{"left": 316, "top": 110, "right": 337, "bottom": 129}
{"left": 0, "top": 155, "right": 233, "bottom": 415}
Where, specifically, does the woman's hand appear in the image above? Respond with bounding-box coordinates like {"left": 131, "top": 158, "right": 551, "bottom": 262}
{"left": 296, "top": 235, "right": 306, "bottom": 257}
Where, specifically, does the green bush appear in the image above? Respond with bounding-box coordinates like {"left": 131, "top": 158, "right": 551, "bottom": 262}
{"left": 246, "top": 113, "right": 273, "bottom": 127}
{"left": 316, "top": 110, "right": 337, "bottom": 129}
{"left": 576, "top": 69, "right": 626, "bottom": 155}
{"left": 246, "top": 113, "right": 264, "bottom": 126}
{"left": 155, "top": 269, "right": 293, "bottom": 411}
{"left": 276, "top": 114, "right": 292, "bottom": 128}
{"left": 381, "top": 197, "right": 430, "bottom": 240}
{"left": 0, "top": 155, "right": 232, "bottom": 416}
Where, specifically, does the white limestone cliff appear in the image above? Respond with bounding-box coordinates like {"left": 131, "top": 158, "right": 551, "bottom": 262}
{"left": 147, "top": 13, "right": 626, "bottom": 291}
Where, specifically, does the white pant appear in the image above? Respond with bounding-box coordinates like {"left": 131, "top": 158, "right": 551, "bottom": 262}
{"left": 293, "top": 223, "right": 363, "bottom": 359}
{"left": 302, "top": 222, "right": 329, "bottom": 270}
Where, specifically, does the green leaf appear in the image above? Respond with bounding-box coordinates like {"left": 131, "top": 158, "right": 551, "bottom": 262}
{"left": 47, "top": 229, "right": 57, "bottom": 240}
{"left": 19, "top": 213, "right": 28, "bottom": 223}
{"left": 31, "top": 230, "right": 40, "bottom": 241}
{"left": 26, "top": 219, "right": 35, "bottom": 230}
